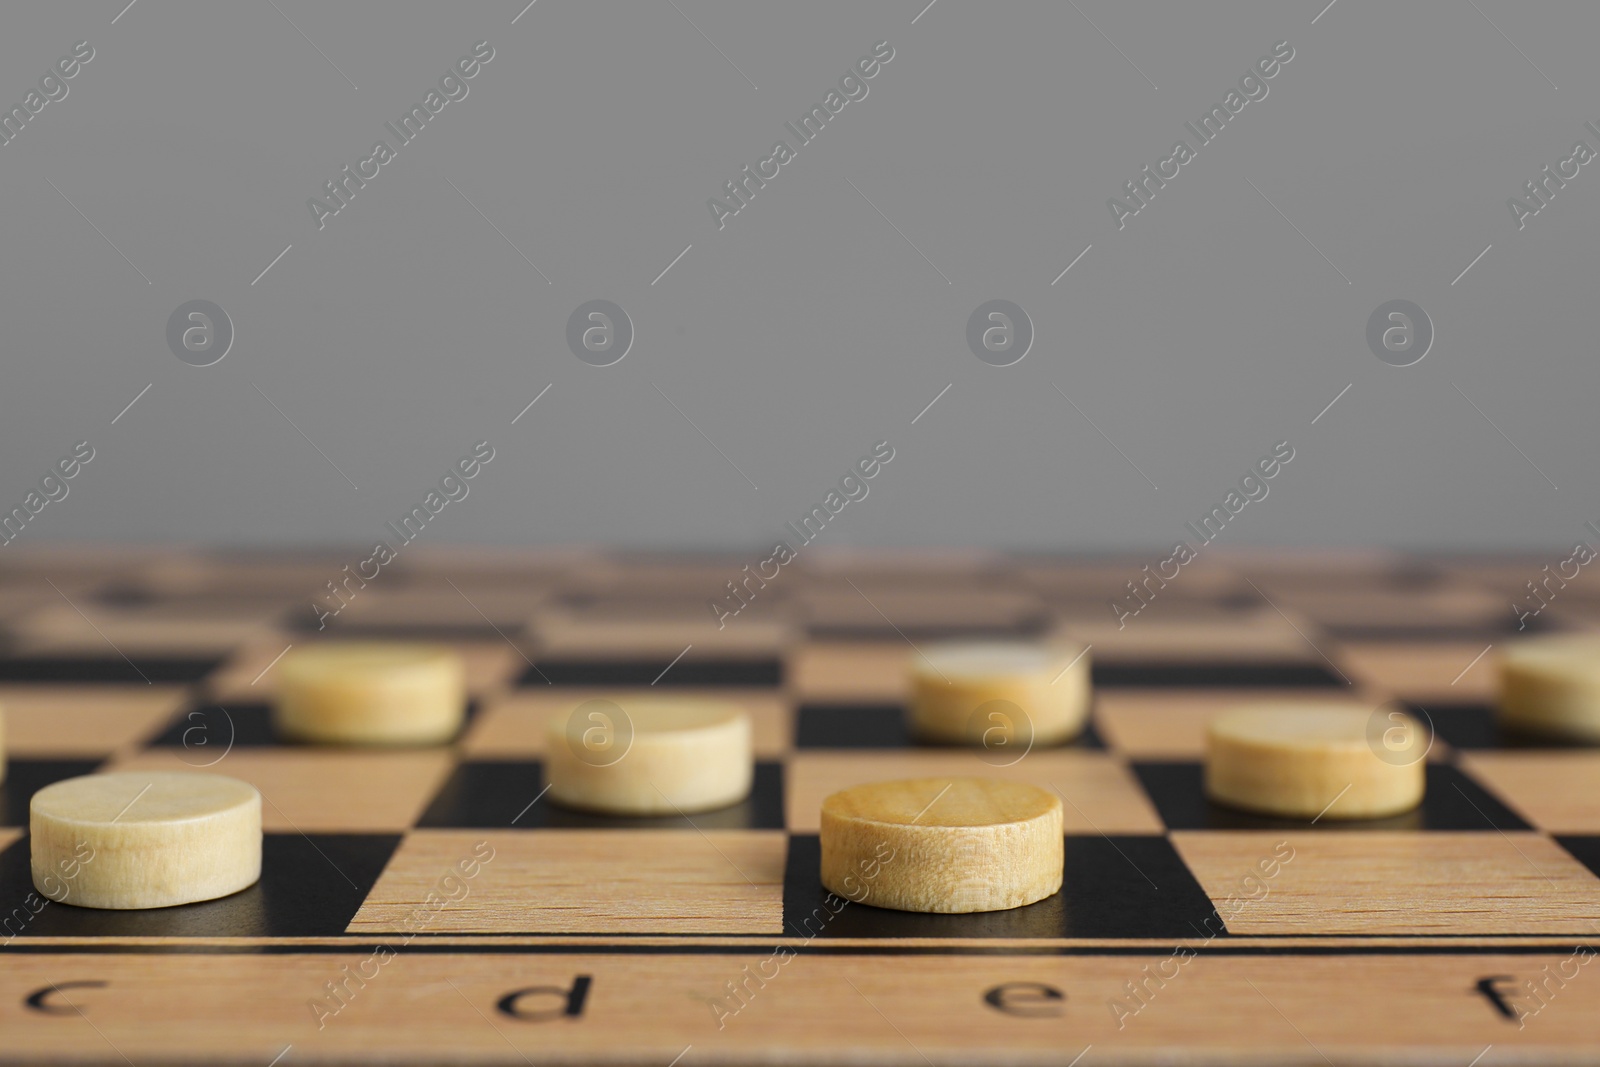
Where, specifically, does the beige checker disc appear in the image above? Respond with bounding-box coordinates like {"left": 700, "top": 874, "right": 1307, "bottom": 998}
{"left": 908, "top": 640, "right": 1090, "bottom": 747}
{"left": 1500, "top": 635, "right": 1600, "bottom": 742}
{"left": 1205, "top": 704, "right": 1426, "bottom": 820}
{"left": 274, "top": 643, "right": 465, "bottom": 745}
{"left": 544, "top": 697, "right": 752, "bottom": 815}
{"left": 30, "top": 771, "right": 261, "bottom": 910}
{"left": 820, "top": 777, "right": 1063, "bottom": 914}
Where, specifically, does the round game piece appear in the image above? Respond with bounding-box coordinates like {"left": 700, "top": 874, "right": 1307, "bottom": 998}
{"left": 1205, "top": 704, "right": 1426, "bottom": 820}
{"left": 1499, "top": 635, "right": 1600, "bottom": 742}
{"left": 544, "top": 697, "right": 752, "bottom": 815}
{"left": 30, "top": 771, "right": 261, "bottom": 910}
{"left": 274, "top": 643, "right": 465, "bottom": 745}
{"left": 820, "top": 777, "right": 1062, "bottom": 914}
{"left": 907, "top": 640, "right": 1091, "bottom": 748}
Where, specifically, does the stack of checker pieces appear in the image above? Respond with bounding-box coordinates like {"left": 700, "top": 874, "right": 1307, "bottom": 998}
{"left": 0, "top": 546, "right": 1597, "bottom": 1065}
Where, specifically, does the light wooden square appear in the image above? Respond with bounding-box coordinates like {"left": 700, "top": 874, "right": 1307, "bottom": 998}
{"left": 1024, "top": 557, "right": 1245, "bottom": 602}
{"left": 789, "top": 641, "right": 911, "bottom": 701}
{"left": 530, "top": 604, "right": 792, "bottom": 659}
{"left": 462, "top": 689, "right": 791, "bottom": 758}
{"left": 333, "top": 585, "right": 543, "bottom": 629}
{"left": 1461, "top": 753, "right": 1600, "bottom": 834}
{"left": 797, "top": 585, "right": 1041, "bottom": 632}
{"left": 104, "top": 748, "right": 454, "bottom": 832}
{"left": 1267, "top": 587, "right": 1506, "bottom": 630}
{"left": 0, "top": 686, "right": 187, "bottom": 757}
{"left": 786, "top": 750, "right": 1162, "bottom": 833}
{"left": 1339, "top": 641, "right": 1499, "bottom": 701}
{"left": 10, "top": 603, "right": 276, "bottom": 656}
{"left": 1062, "top": 609, "right": 1317, "bottom": 663}
{"left": 1171, "top": 830, "right": 1600, "bottom": 935}
{"left": 348, "top": 829, "right": 786, "bottom": 935}
{"left": 175, "top": 554, "right": 357, "bottom": 593}
{"left": 800, "top": 547, "right": 1007, "bottom": 579}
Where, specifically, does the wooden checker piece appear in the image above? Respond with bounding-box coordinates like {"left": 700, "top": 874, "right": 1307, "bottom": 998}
{"left": 273, "top": 642, "right": 465, "bottom": 745}
{"left": 30, "top": 771, "right": 261, "bottom": 909}
{"left": 544, "top": 696, "right": 753, "bottom": 815}
{"left": 1206, "top": 704, "right": 1426, "bottom": 819}
{"left": 820, "top": 777, "right": 1062, "bottom": 913}
{"left": 907, "top": 639, "right": 1090, "bottom": 746}
{"left": 1499, "top": 635, "right": 1600, "bottom": 742}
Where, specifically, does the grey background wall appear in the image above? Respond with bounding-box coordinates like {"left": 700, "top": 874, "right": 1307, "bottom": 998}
{"left": 0, "top": 1, "right": 1593, "bottom": 553}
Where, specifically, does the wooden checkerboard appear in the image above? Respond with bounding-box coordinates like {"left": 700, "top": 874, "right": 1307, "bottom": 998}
{"left": 2, "top": 548, "right": 1598, "bottom": 1064}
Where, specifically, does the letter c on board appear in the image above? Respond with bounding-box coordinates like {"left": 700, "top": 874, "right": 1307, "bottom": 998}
{"left": 26, "top": 981, "right": 107, "bottom": 1014}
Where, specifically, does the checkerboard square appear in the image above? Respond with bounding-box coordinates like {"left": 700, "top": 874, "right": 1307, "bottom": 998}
{"left": 349, "top": 828, "right": 786, "bottom": 934}
{"left": 1340, "top": 641, "right": 1499, "bottom": 701}
{"left": 417, "top": 760, "right": 785, "bottom": 830}
{"left": 794, "top": 704, "right": 908, "bottom": 748}
{"left": 1265, "top": 587, "right": 1506, "bottom": 634}
{"left": 782, "top": 834, "right": 1218, "bottom": 938}
{"left": 1063, "top": 610, "right": 1315, "bottom": 663}
{"left": 304, "top": 620, "right": 514, "bottom": 642}
{"left": 789, "top": 642, "right": 909, "bottom": 702}
{"left": 518, "top": 658, "right": 782, "bottom": 688}
{"left": 1421, "top": 703, "right": 1586, "bottom": 752}
{"left": 797, "top": 586, "right": 1045, "bottom": 639}
{"left": 0, "top": 833, "right": 398, "bottom": 938}
{"left": 1461, "top": 753, "right": 1600, "bottom": 834}
{"left": 0, "top": 759, "right": 103, "bottom": 827}
{"left": 1171, "top": 830, "right": 1600, "bottom": 935}
{"left": 1132, "top": 762, "right": 1530, "bottom": 832}
{"left": 1093, "top": 662, "right": 1346, "bottom": 688}
{"left": 531, "top": 605, "right": 792, "bottom": 658}
{"left": 806, "top": 620, "right": 1047, "bottom": 640}
{"left": 142, "top": 700, "right": 482, "bottom": 750}
{"left": 0, "top": 654, "right": 223, "bottom": 685}
{"left": 793, "top": 702, "right": 1106, "bottom": 750}
{"left": 315, "top": 586, "right": 537, "bottom": 632}
{"left": 0, "top": 686, "right": 186, "bottom": 757}
{"left": 145, "top": 702, "right": 278, "bottom": 748}
{"left": 13, "top": 601, "right": 275, "bottom": 656}
{"left": 1325, "top": 621, "right": 1546, "bottom": 641}
{"left": 1557, "top": 836, "right": 1600, "bottom": 881}
{"left": 103, "top": 749, "right": 455, "bottom": 832}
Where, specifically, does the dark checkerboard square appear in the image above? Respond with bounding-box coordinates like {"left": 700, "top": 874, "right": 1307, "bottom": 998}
{"left": 145, "top": 703, "right": 278, "bottom": 748}
{"left": 1416, "top": 703, "right": 1590, "bottom": 751}
{"left": 0, "top": 833, "right": 398, "bottom": 937}
{"left": 1131, "top": 762, "right": 1531, "bottom": 831}
{"left": 0, "top": 760, "right": 104, "bottom": 826}
{"left": 806, "top": 621, "right": 1049, "bottom": 641}
{"left": 782, "top": 835, "right": 1218, "bottom": 939}
{"left": 1092, "top": 662, "right": 1345, "bottom": 688}
{"left": 0, "top": 654, "right": 223, "bottom": 685}
{"left": 517, "top": 658, "right": 782, "bottom": 687}
{"left": 286, "top": 611, "right": 516, "bottom": 642}
{"left": 794, "top": 703, "right": 1105, "bottom": 750}
{"left": 1324, "top": 619, "right": 1553, "bottom": 641}
{"left": 143, "top": 700, "right": 481, "bottom": 749}
{"left": 1556, "top": 837, "right": 1600, "bottom": 881}
{"left": 417, "top": 760, "right": 785, "bottom": 830}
